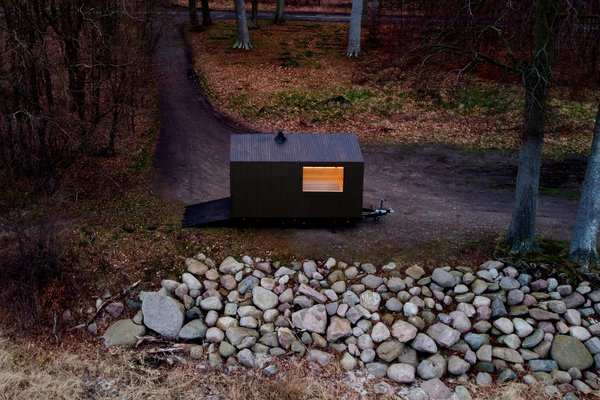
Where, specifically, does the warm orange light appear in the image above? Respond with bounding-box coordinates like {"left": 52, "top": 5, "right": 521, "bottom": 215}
{"left": 302, "top": 166, "right": 344, "bottom": 192}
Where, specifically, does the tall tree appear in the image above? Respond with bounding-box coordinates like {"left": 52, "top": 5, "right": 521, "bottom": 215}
{"left": 506, "top": 0, "right": 558, "bottom": 254}
{"left": 201, "top": 0, "right": 213, "bottom": 27}
{"left": 274, "top": 0, "right": 285, "bottom": 24}
{"left": 188, "top": 0, "right": 201, "bottom": 31}
{"left": 347, "top": 0, "right": 364, "bottom": 57}
{"left": 250, "top": 0, "right": 259, "bottom": 29}
{"left": 233, "top": 0, "right": 251, "bottom": 49}
{"left": 570, "top": 104, "right": 600, "bottom": 271}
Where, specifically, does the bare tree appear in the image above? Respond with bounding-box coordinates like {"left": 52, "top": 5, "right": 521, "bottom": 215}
{"left": 250, "top": 0, "right": 260, "bottom": 29}
{"left": 201, "top": 0, "right": 213, "bottom": 27}
{"left": 188, "top": 0, "right": 202, "bottom": 31}
{"left": 347, "top": 0, "right": 364, "bottom": 57}
{"left": 570, "top": 103, "right": 600, "bottom": 271}
{"left": 505, "top": 0, "right": 558, "bottom": 254}
{"left": 274, "top": 0, "right": 285, "bottom": 24}
{"left": 0, "top": 0, "right": 158, "bottom": 182}
{"left": 233, "top": 0, "right": 252, "bottom": 49}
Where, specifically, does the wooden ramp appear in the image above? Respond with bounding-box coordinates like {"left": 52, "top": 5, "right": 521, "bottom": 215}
{"left": 182, "top": 197, "right": 231, "bottom": 227}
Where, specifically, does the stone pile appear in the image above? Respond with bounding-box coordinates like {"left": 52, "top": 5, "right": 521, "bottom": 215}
{"left": 102, "top": 255, "right": 600, "bottom": 398}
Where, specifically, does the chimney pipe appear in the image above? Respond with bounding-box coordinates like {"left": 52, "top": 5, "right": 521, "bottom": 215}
{"left": 274, "top": 129, "right": 287, "bottom": 144}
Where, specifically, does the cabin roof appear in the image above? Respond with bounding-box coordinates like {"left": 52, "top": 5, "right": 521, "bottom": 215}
{"left": 230, "top": 133, "right": 364, "bottom": 163}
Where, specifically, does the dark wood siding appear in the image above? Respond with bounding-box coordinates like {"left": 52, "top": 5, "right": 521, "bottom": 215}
{"left": 231, "top": 161, "right": 364, "bottom": 219}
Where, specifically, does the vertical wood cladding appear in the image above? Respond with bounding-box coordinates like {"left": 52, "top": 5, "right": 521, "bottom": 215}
{"left": 230, "top": 133, "right": 364, "bottom": 220}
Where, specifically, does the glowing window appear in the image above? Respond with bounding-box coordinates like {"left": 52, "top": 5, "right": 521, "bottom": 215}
{"left": 302, "top": 166, "right": 344, "bottom": 192}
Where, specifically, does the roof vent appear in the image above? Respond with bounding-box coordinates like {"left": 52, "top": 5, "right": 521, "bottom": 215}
{"left": 274, "top": 129, "right": 287, "bottom": 145}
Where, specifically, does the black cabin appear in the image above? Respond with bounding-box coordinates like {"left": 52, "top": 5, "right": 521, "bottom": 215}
{"left": 230, "top": 132, "right": 364, "bottom": 221}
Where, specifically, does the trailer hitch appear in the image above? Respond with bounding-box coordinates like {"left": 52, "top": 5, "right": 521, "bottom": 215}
{"left": 362, "top": 199, "right": 395, "bottom": 221}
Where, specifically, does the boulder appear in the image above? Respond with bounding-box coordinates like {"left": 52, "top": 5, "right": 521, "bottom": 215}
{"left": 102, "top": 319, "right": 146, "bottom": 346}
{"left": 141, "top": 292, "right": 185, "bottom": 338}
{"left": 551, "top": 335, "right": 594, "bottom": 371}
{"left": 426, "top": 323, "right": 461, "bottom": 348}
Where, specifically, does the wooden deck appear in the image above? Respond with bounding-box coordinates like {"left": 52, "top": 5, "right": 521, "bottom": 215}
{"left": 182, "top": 197, "right": 231, "bottom": 227}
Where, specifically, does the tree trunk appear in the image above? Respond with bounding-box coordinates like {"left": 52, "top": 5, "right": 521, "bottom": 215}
{"left": 367, "top": 0, "right": 379, "bottom": 44}
{"left": 201, "top": 0, "right": 213, "bottom": 27}
{"left": 346, "top": 0, "right": 363, "bottom": 57}
{"left": 250, "top": 0, "right": 259, "bottom": 29}
{"left": 233, "top": 0, "right": 251, "bottom": 49}
{"left": 188, "top": 0, "right": 201, "bottom": 31}
{"left": 569, "top": 104, "right": 600, "bottom": 271}
{"left": 274, "top": 0, "right": 285, "bottom": 24}
{"left": 505, "top": 0, "right": 557, "bottom": 254}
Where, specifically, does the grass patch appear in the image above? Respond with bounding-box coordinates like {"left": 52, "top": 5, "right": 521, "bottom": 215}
{"left": 440, "top": 85, "right": 523, "bottom": 116}
{"left": 185, "top": 21, "right": 596, "bottom": 158}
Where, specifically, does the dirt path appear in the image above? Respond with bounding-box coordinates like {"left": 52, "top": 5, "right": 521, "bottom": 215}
{"left": 152, "top": 12, "right": 247, "bottom": 203}
{"left": 152, "top": 13, "right": 581, "bottom": 257}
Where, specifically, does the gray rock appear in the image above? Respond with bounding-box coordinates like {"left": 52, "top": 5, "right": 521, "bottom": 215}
{"left": 298, "top": 284, "right": 327, "bottom": 303}
{"left": 199, "top": 296, "right": 223, "bottom": 311}
{"left": 411, "top": 333, "right": 438, "bottom": 354}
{"left": 142, "top": 292, "right": 185, "bottom": 338}
{"left": 219, "top": 256, "right": 244, "bottom": 274}
{"left": 403, "top": 302, "right": 419, "bottom": 317}
{"left": 360, "top": 291, "right": 381, "bottom": 312}
{"left": 528, "top": 359, "right": 558, "bottom": 372}
{"left": 182, "top": 272, "right": 202, "bottom": 290}
{"left": 493, "top": 317, "right": 514, "bottom": 335}
{"left": 386, "top": 298, "right": 403, "bottom": 312}
{"left": 371, "top": 322, "right": 391, "bottom": 342}
{"left": 391, "top": 320, "right": 418, "bottom": 343}
{"left": 291, "top": 304, "right": 327, "bottom": 334}
{"left": 431, "top": 268, "right": 456, "bottom": 288}
{"left": 387, "top": 363, "right": 415, "bottom": 383}
{"left": 186, "top": 258, "right": 208, "bottom": 276}
{"left": 406, "top": 265, "right": 425, "bottom": 280}
{"left": 421, "top": 378, "right": 453, "bottom": 399}
{"left": 448, "top": 355, "right": 470, "bottom": 375}
{"left": 507, "top": 289, "right": 524, "bottom": 306}
{"left": 252, "top": 286, "right": 279, "bottom": 311}
{"left": 546, "top": 300, "right": 567, "bottom": 314}
{"left": 417, "top": 354, "right": 446, "bottom": 379}
{"left": 464, "top": 333, "right": 489, "bottom": 350}
{"left": 564, "top": 293, "right": 585, "bottom": 309}
{"left": 226, "top": 327, "right": 259, "bottom": 348}
{"left": 326, "top": 316, "right": 352, "bottom": 342}
{"left": 426, "top": 323, "right": 461, "bottom": 348}
{"left": 206, "top": 327, "right": 225, "bottom": 343}
{"left": 306, "top": 349, "right": 333, "bottom": 365}
{"left": 102, "top": 319, "right": 146, "bottom": 346}
{"left": 179, "top": 319, "right": 208, "bottom": 340}
{"left": 529, "top": 308, "right": 559, "bottom": 321}
{"left": 376, "top": 340, "right": 404, "bottom": 363}
{"left": 387, "top": 277, "right": 406, "bottom": 292}
{"left": 497, "top": 368, "right": 517, "bottom": 383}
{"left": 238, "top": 276, "right": 260, "bottom": 295}
{"left": 492, "top": 347, "right": 524, "bottom": 363}
{"left": 500, "top": 277, "right": 520, "bottom": 290}
{"left": 219, "top": 341, "right": 236, "bottom": 357}
{"left": 450, "top": 310, "right": 471, "bottom": 333}
{"left": 454, "top": 385, "right": 472, "bottom": 400}
{"left": 340, "top": 352, "right": 357, "bottom": 371}
{"left": 362, "top": 274, "right": 384, "bottom": 289}
{"left": 522, "top": 329, "right": 545, "bottom": 348}
{"left": 237, "top": 349, "right": 255, "bottom": 368}
{"left": 476, "top": 371, "right": 492, "bottom": 386}
{"left": 585, "top": 337, "right": 600, "bottom": 354}
{"left": 550, "top": 335, "right": 594, "bottom": 370}
{"left": 366, "top": 362, "right": 389, "bottom": 377}
{"left": 105, "top": 302, "right": 125, "bottom": 318}
{"left": 491, "top": 298, "right": 508, "bottom": 318}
